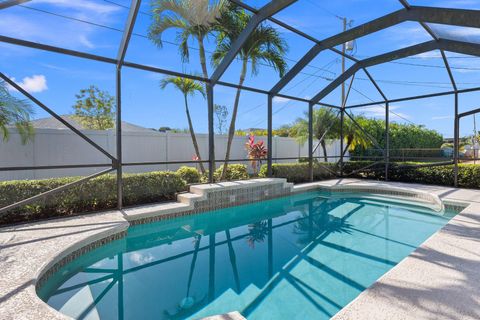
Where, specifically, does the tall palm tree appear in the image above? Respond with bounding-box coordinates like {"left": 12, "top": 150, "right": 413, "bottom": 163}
{"left": 213, "top": 6, "right": 288, "bottom": 180}
{"left": 149, "top": 0, "right": 226, "bottom": 80}
{"left": 160, "top": 76, "right": 206, "bottom": 174}
{"left": 0, "top": 80, "right": 34, "bottom": 144}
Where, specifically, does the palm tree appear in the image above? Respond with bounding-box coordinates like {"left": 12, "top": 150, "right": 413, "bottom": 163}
{"left": 160, "top": 76, "right": 206, "bottom": 174}
{"left": 0, "top": 80, "right": 34, "bottom": 144}
{"left": 213, "top": 6, "right": 288, "bottom": 180}
{"left": 292, "top": 108, "right": 340, "bottom": 162}
{"left": 149, "top": 0, "right": 226, "bottom": 80}
{"left": 341, "top": 115, "right": 371, "bottom": 158}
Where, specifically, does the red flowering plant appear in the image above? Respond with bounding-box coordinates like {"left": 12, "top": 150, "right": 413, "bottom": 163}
{"left": 245, "top": 134, "right": 267, "bottom": 175}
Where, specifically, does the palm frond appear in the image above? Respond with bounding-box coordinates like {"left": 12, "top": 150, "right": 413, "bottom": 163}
{"left": 0, "top": 80, "right": 35, "bottom": 144}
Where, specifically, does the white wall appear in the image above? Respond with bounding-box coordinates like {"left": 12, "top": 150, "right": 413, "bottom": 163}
{"left": 0, "top": 129, "right": 345, "bottom": 181}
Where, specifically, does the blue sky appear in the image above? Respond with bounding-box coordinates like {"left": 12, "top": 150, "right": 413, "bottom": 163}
{"left": 1, "top": 0, "right": 480, "bottom": 138}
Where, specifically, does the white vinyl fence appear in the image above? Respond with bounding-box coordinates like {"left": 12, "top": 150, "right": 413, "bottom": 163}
{"left": 0, "top": 128, "right": 345, "bottom": 181}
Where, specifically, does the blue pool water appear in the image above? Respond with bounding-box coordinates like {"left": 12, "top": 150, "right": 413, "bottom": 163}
{"left": 38, "top": 190, "right": 458, "bottom": 320}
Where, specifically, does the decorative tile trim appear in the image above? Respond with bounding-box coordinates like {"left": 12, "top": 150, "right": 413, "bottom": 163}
{"left": 319, "top": 184, "right": 444, "bottom": 212}
{"left": 130, "top": 181, "right": 293, "bottom": 226}
{"left": 36, "top": 231, "right": 127, "bottom": 290}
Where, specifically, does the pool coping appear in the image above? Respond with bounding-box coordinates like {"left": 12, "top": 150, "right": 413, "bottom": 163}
{"left": 1, "top": 178, "right": 479, "bottom": 319}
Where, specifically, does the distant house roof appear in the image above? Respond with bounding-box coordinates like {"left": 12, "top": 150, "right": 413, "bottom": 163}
{"left": 30, "top": 115, "right": 156, "bottom": 133}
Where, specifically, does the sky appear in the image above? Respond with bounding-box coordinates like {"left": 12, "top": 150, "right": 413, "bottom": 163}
{"left": 1, "top": 0, "right": 480, "bottom": 138}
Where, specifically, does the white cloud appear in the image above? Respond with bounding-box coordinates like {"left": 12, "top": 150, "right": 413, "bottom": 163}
{"left": 10, "top": 75, "right": 48, "bottom": 93}
{"left": 78, "top": 35, "right": 95, "bottom": 49}
{"left": 0, "top": 0, "right": 120, "bottom": 53}
{"left": 432, "top": 115, "right": 453, "bottom": 120}
{"left": 361, "top": 104, "right": 410, "bottom": 121}
{"left": 128, "top": 252, "right": 155, "bottom": 265}
{"left": 273, "top": 96, "right": 291, "bottom": 104}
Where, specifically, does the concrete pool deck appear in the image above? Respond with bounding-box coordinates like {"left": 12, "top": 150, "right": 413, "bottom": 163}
{"left": 0, "top": 178, "right": 479, "bottom": 319}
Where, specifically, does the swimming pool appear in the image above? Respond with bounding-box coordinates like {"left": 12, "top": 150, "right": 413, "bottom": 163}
{"left": 38, "top": 190, "right": 458, "bottom": 320}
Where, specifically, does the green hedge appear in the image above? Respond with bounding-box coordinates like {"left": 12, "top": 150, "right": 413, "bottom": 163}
{"left": 259, "top": 161, "right": 480, "bottom": 189}
{"left": 259, "top": 162, "right": 336, "bottom": 183}
{"left": 0, "top": 171, "right": 186, "bottom": 225}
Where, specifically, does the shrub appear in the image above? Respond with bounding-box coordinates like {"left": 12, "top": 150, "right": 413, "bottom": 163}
{"left": 0, "top": 171, "right": 186, "bottom": 225}
{"left": 259, "top": 162, "right": 336, "bottom": 183}
{"left": 214, "top": 164, "right": 249, "bottom": 181}
{"left": 176, "top": 166, "right": 202, "bottom": 184}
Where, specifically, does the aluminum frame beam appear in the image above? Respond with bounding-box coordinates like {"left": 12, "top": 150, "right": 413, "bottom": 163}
{"left": 0, "top": 35, "right": 342, "bottom": 109}
{"left": 0, "top": 0, "right": 30, "bottom": 10}
{"left": 115, "top": 0, "right": 142, "bottom": 209}
{"left": 270, "top": 5, "right": 480, "bottom": 95}
{"left": 210, "top": 0, "right": 297, "bottom": 85}
{"left": 347, "top": 85, "right": 480, "bottom": 108}
{"left": 458, "top": 107, "right": 480, "bottom": 119}
{"left": 311, "top": 39, "right": 480, "bottom": 105}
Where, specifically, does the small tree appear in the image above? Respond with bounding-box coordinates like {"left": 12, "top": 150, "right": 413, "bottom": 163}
{"left": 214, "top": 104, "right": 228, "bottom": 134}
{"left": 160, "top": 76, "right": 206, "bottom": 174}
{"left": 72, "top": 85, "right": 115, "bottom": 130}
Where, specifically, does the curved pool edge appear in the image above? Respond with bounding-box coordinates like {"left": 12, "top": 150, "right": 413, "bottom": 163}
{"left": 0, "top": 178, "right": 476, "bottom": 320}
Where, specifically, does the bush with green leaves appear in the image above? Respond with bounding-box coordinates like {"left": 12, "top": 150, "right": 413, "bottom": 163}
{"left": 176, "top": 166, "right": 202, "bottom": 184}
{"left": 259, "top": 162, "right": 336, "bottom": 183}
{"left": 0, "top": 171, "right": 186, "bottom": 225}
{"left": 214, "top": 164, "right": 249, "bottom": 181}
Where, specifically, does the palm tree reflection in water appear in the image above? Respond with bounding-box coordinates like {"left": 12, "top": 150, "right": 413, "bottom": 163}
{"left": 246, "top": 220, "right": 269, "bottom": 248}
{"left": 294, "top": 198, "right": 354, "bottom": 245}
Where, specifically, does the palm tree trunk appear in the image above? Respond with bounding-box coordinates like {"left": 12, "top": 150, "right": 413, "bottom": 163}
{"left": 342, "top": 142, "right": 351, "bottom": 158}
{"left": 321, "top": 140, "right": 328, "bottom": 162}
{"left": 197, "top": 37, "right": 209, "bottom": 79}
{"left": 184, "top": 94, "right": 206, "bottom": 174}
{"left": 221, "top": 59, "right": 248, "bottom": 180}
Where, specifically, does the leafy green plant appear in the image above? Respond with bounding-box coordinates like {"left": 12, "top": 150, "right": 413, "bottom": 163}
{"left": 72, "top": 85, "right": 115, "bottom": 130}
{"left": 259, "top": 162, "right": 336, "bottom": 183}
{"left": 149, "top": 0, "right": 226, "bottom": 79}
{"left": 0, "top": 171, "right": 186, "bottom": 225}
{"left": 214, "top": 164, "right": 249, "bottom": 181}
{"left": 176, "top": 166, "right": 202, "bottom": 184}
{"left": 245, "top": 134, "right": 267, "bottom": 175}
{"left": 0, "top": 80, "right": 34, "bottom": 143}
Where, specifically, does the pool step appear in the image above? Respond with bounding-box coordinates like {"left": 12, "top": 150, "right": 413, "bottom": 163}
{"left": 177, "top": 178, "right": 293, "bottom": 208}
{"left": 191, "top": 284, "right": 262, "bottom": 319}
{"left": 124, "top": 178, "right": 293, "bottom": 223}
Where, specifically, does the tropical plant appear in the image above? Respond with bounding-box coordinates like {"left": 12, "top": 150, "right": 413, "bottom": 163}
{"left": 341, "top": 115, "right": 371, "bottom": 157}
{"left": 0, "top": 80, "right": 34, "bottom": 144}
{"left": 291, "top": 108, "right": 340, "bottom": 162}
{"left": 213, "top": 5, "right": 288, "bottom": 180}
{"left": 149, "top": 0, "right": 226, "bottom": 80}
{"left": 160, "top": 76, "right": 207, "bottom": 174}
{"left": 245, "top": 134, "right": 267, "bottom": 175}
{"left": 214, "top": 104, "right": 228, "bottom": 134}
{"left": 72, "top": 85, "right": 115, "bottom": 130}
